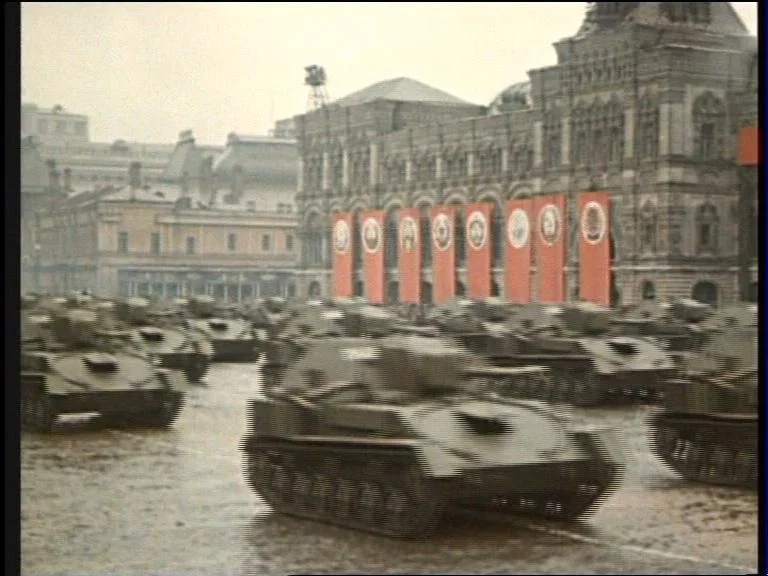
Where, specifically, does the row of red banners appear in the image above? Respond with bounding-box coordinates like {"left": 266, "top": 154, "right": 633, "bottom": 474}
{"left": 331, "top": 191, "right": 611, "bottom": 305}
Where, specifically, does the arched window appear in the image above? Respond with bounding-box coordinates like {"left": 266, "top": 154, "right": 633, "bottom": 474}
{"left": 693, "top": 92, "right": 726, "bottom": 160}
{"left": 641, "top": 280, "right": 656, "bottom": 300}
{"left": 637, "top": 93, "right": 659, "bottom": 160}
{"left": 691, "top": 281, "right": 718, "bottom": 307}
{"left": 308, "top": 281, "right": 322, "bottom": 298}
{"left": 696, "top": 202, "right": 719, "bottom": 254}
{"left": 419, "top": 205, "right": 432, "bottom": 266}
{"left": 384, "top": 208, "right": 399, "bottom": 268}
{"left": 639, "top": 201, "right": 657, "bottom": 253}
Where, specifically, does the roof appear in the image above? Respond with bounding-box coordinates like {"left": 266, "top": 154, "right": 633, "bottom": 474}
{"left": 488, "top": 81, "right": 532, "bottom": 115}
{"left": 212, "top": 135, "right": 297, "bottom": 186}
{"left": 331, "top": 77, "right": 478, "bottom": 108}
{"left": 576, "top": 2, "right": 751, "bottom": 38}
{"left": 161, "top": 138, "right": 218, "bottom": 182}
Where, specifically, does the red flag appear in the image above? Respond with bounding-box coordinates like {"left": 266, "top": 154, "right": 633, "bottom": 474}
{"left": 534, "top": 193, "right": 567, "bottom": 303}
{"left": 579, "top": 191, "right": 611, "bottom": 306}
{"left": 360, "top": 209, "right": 385, "bottom": 304}
{"left": 330, "top": 212, "right": 353, "bottom": 297}
{"left": 397, "top": 207, "right": 421, "bottom": 303}
{"left": 465, "top": 202, "right": 493, "bottom": 298}
{"left": 430, "top": 204, "right": 456, "bottom": 305}
{"left": 504, "top": 198, "right": 533, "bottom": 303}
{"left": 738, "top": 126, "right": 759, "bottom": 166}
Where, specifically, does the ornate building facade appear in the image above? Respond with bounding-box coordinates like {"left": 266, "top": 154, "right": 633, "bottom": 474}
{"left": 27, "top": 130, "right": 300, "bottom": 299}
{"left": 293, "top": 2, "right": 759, "bottom": 307}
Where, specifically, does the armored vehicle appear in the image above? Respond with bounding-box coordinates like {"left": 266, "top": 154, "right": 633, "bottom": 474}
{"left": 21, "top": 308, "right": 187, "bottom": 432}
{"left": 613, "top": 298, "right": 715, "bottom": 354}
{"left": 107, "top": 297, "right": 214, "bottom": 384}
{"left": 648, "top": 325, "right": 758, "bottom": 489}
{"left": 498, "top": 302, "right": 677, "bottom": 406}
{"left": 179, "top": 296, "right": 260, "bottom": 362}
{"left": 240, "top": 333, "right": 625, "bottom": 538}
{"left": 423, "top": 298, "right": 521, "bottom": 359}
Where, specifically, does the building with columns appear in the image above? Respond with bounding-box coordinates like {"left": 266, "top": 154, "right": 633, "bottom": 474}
{"left": 293, "top": 2, "right": 758, "bottom": 307}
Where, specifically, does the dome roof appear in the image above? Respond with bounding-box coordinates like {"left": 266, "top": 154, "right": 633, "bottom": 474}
{"left": 488, "top": 81, "right": 531, "bottom": 115}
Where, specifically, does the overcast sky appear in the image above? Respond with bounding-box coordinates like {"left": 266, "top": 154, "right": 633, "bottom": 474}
{"left": 21, "top": 2, "right": 758, "bottom": 146}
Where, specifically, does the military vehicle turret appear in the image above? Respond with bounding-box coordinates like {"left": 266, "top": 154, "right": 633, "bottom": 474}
{"left": 613, "top": 298, "right": 715, "bottom": 354}
{"left": 648, "top": 325, "right": 757, "bottom": 489}
{"left": 105, "top": 297, "right": 215, "bottom": 383}
{"left": 240, "top": 333, "right": 625, "bottom": 538}
{"left": 496, "top": 302, "right": 678, "bottom": 406}
{"left": 21, "top": 308, "right": 188, "bottom": 432}
{"left": 178, "top": 296, "right": 261, "bottom": 362}
{"left": 423, "top": 298, "right": 521, "bottom": 359}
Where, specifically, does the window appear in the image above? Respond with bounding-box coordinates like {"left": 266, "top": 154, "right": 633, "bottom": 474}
{"left": 38, "top": 119, "right": 48, "bottom": 134}
{"left": 262, "top": 234, "right": 271, "bottom": 251}
{"left": 186, "top": 236, "right": 196, "bottom": 255}
{"left": 696, "top": 203, "right": 719, "bottom": 254}
{"left": 608, "top": 126, "right": 623, "bottom": 163}
{"left": 118, "top": 231, "right": 129, "bottom": 253}
{"left": 693, "top": 92, "right": 725, "bottom": 160}
{"left": 639, "top": 201, "right": 657, "bottom": 253}
{"left": 641, "top": 281, "right": 656, "bottom": 301}
{"left": 331, "top": 150, "right": 343, "bottom": 189}
{"left": 699, "top": 123, "right": 715, "bottom": 159}
{"left": 637, "top": 94, "right": 659, "bottom": 160}
{"left": 286, "top": 234, "right": 294, "bottom": 251}
{"left": 150, "top": 232, "right": 161, "bottom": 254}
{"left": 56, "top": 120, "right": 66, "bottom": 134}
{"left": 228, "top": 233, "right": 237, "bottom": 251}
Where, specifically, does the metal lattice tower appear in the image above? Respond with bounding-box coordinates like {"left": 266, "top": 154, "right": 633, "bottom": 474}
{"left": 305, "top": 65, "right": 330, "bottom": 111}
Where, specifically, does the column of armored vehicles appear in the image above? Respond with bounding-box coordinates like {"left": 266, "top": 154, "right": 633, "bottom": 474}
{"left": 20, "top": 291, "right": 757, "bottom": 539}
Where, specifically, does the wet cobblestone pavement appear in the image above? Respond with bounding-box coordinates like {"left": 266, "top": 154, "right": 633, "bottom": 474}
{"left": 21, "top": 363, "right": 759, "bottom": 575}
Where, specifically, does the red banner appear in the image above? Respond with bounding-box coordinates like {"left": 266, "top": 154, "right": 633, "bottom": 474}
{"left": 430, "top": 204, "right": 456, "bottom": 305}
{"left": 534, "top": 193, "right": 567, "bottom": 303}
{"left": 360, "top": 209, "right": 385, "bottom": 304}
{"left": 578, "top": 191, "right": 611, "bottom": 306}
{"left": 504, "top": 198, "right": 533, "bottom": 303}
{"left": 330, "top": 212, "right": 353, "bottom": 297}
{"left": 397, "top": 207, "right": 421, "bottom": 303}
{"left": 465, "top": 202, "right": 492, "bottom": 298}
{"left": 738, "top": 126, "right": 759, "bottom": 166}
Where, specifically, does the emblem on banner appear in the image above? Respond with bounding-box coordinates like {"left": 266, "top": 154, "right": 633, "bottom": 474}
{"left": 581, "top": 200, "right": 607, "bottom": 245}
{"left": 432, "top": 213, "right": 453, "bottom": 251}
{"left": 361, "top": 217, "right": 382, "bottom": 254}
{"left": 507, "top": 208, "right": 530, "bottom": 250}
{"left": 466, "top": 210, "right": 488, "bottom": 251}
{"left": 333, "top": 219, "right": 350, "bottom": 254}
{"left": 538, "top": 203, "right": 562, "bottom": 246}
{"left": 399, "top": 216, "right": 419, "bottom": 253}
